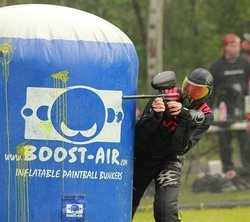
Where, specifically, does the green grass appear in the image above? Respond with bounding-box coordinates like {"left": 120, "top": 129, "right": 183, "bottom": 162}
{"left": 133, "top": 206, "right": 250, "bottom": 222}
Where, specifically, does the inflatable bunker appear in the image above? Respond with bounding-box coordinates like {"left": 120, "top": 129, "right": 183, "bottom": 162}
{"left": 0, "top": 4, "right": 138, "bottom": 222}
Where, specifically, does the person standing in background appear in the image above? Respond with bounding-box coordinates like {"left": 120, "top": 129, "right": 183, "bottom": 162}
{"left": 208, "top": 33, "right": 250, "bottom": 175}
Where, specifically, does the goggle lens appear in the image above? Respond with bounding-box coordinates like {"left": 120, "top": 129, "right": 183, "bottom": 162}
{"left": 182, "top": 78, "right": 209, "bottom": 100}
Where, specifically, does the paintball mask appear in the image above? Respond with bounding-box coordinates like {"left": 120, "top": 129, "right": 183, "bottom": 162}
{"left": 182, "top": 68, "right": 213, "bottom": 109}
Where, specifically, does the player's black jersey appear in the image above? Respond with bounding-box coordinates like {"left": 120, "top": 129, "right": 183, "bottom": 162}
{"left": 135, "top": 88, "right": 213, "bottom": 158}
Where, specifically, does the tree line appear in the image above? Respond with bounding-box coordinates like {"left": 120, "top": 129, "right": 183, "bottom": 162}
{"left": 1, "top": 0, "right": 250, "bottom": 100}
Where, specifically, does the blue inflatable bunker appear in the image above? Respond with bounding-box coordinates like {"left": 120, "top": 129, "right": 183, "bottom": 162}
{"left": 0, "top": 4, "right": 138, "bottom": 222}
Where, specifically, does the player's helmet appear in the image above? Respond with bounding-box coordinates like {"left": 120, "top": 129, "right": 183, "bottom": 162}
{"left": 182, "top": 68, "right": 214, "bottom": 109}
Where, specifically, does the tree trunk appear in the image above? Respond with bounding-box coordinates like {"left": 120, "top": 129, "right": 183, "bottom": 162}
{"left": 147, "top": 0, "right": 164, "bottom": 89}
{"left": 0, "top": 0, "right": 7, "bottom": 7}
{"left": 60, "top": 0, "right": 68, "bottom": 6}
{"left": 132, "top": 0, "right": 147, "bottom": 47}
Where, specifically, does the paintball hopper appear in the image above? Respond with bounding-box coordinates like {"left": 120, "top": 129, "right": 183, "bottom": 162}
{"left": 151, "top": 71, "right": 176, "bottom": 90}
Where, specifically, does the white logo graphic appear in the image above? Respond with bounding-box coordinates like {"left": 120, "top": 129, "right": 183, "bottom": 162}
{"left": 21, "top": 86, "right": 124, "bottom": 144}
{"left": 66, "top": 204, "right": 83, "bottom": 218}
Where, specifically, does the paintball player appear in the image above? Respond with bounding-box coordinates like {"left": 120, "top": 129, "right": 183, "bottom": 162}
{"left": 132, "top": 68, "right": 214, "bottom": 222}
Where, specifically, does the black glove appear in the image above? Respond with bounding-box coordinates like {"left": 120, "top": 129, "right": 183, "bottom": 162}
{"left": 189, "top": 109, "right": 205, "bottom": 126}
{"left": 178, "top": 107, "right": 191, "bottom": 120}
{"left": 153, "top": 109, "right": 163, "bottom": 120}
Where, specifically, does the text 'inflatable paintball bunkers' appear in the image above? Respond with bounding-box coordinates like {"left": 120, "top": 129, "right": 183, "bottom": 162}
{"left": 0, "top": 4, "right": 139, "bottom": 222}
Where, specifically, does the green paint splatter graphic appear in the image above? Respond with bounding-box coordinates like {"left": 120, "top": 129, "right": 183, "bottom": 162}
{"left": 0, "top": 40, "right": 15, "bottom": 222}
{"left": 38, "top": 120, "right": 54, "bottom": 141}
{"left": 0, "top": 40, "right": 15, "bottom": 81}
{"left": 51, "top": 70, "right": 69, "bottom": 130}
{"left": 15, "top": 142, "right": 30, "bottom": 222}
{"left": 51, "top": 70, "right": 69, "bottom": 191}
{"left": 51, "top": 70, "right": 69, "bottom": 84}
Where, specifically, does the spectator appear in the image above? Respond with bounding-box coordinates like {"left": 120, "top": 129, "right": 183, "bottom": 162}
{"left": 132, "top": 68, "right": 214, "bottom": 221}
{"left": 208, "top": 33, "right": 250, "bottom": 175}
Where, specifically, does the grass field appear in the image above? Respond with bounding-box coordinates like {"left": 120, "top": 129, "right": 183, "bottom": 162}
{"left": 133, "top": 206, "right": 250, "bottom": 222}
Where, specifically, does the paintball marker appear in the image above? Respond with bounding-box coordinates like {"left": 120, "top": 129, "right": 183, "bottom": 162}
{"left": 122, "top": 71, "right": 180, "bottom": 101}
